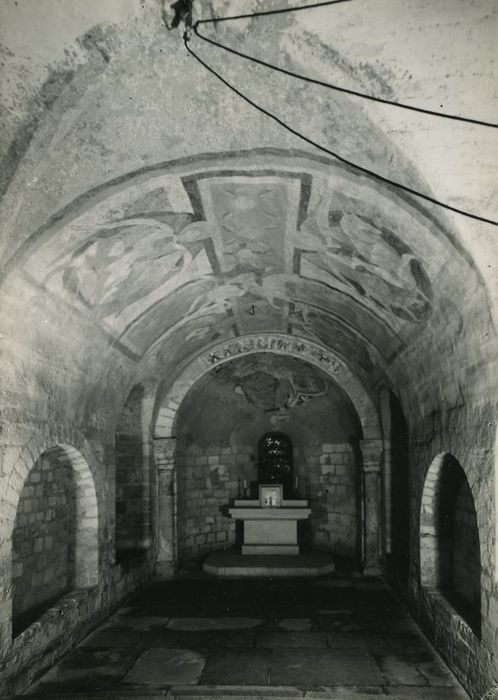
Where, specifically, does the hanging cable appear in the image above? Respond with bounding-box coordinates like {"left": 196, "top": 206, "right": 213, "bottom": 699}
{"left": 196, "top": 0, "right": 356, "bottom": 25}
{"left": 184, "top": 35, "right": 497, "bottom": 227}
{"left": 194, "top": 24, "right": 498, "bottom": 129}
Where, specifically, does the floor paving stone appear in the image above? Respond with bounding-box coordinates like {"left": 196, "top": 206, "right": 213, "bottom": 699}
{"left": 143, "top": 627, "right": 257, "bottom": 650}
{"left": 325, "top": 632, "right": 388, "bottom": 649}
{"left": 371, "top": 648, "right": 428, "bottom": 686}
{"left": 107, "top": 614, "right": 170, "bottom": 630}
{"left": 167, "top": 617, "right": 263, "bottom": 631}
{"left": 316, "top": 608, "right": 352, "bottom": 616}
{"left": 257, "top": 632, "right": 328, "bottom": 648}
{"left": 270, "top": 648, "right": 384, "bottom": 686}
{"left": 200, "top": 649, "right": 270, "bottom": 685}
{"left": 23, "top": 571, "right": 470, "bottom": 698}
{"left": 277, "top": 618, "right": 313, "bottom": 631}
{"left": 414, "top": 660, "right": 460, "bottom": 686}
{"left": 26, "top": 647, "right": 139, "bottom": 693}
{"left": 123, "top": 648, "right": 206, "bottom": 685}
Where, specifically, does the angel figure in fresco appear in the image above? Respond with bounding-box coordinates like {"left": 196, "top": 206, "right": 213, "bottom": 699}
{"left": 300, "top": 191, "right": 432, "bottom": 323}
{"left": 44, "top": 214, "right": 200, "bottom": 318}
{"left": 148, "top": 283, "right": 240, "bottom": 352}
{"left": 186, "top": 270, "right": 292, "bottom": 317}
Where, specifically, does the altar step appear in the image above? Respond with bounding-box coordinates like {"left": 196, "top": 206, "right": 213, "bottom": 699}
{"left": 202, "top": 549, "right": 335, "bottom": 577}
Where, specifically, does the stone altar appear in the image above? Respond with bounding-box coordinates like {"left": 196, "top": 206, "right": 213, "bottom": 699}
{"left": 229, "top": 495, "right": 311, "bottom": 555}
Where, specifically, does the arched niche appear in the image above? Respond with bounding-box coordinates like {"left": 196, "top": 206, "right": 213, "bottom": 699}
{"left": 420, "top": 453, "right": 481, "bottom": 636}
{"left": 152, "top": 337, "right": 383, "bottom": 577}
{"left": 10, "top": 445, "right": 99, "bottom": 637}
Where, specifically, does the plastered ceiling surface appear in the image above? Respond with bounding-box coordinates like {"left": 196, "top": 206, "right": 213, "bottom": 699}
{"left": 0, "top": 0, "right": 496, "bottom": 420}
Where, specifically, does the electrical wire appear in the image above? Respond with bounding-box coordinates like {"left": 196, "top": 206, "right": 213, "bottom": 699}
{"left": 194, "top": 24, "right": 498, "bottom": 129}
{"left": 184, "top": 35, "right": 498, "bottom": 227}
{"left": 196, "top": 0, "right": 356, "bottom": 25}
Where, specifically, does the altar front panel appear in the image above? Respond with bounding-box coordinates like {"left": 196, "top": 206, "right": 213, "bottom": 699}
{"left": 242, "top": 519, "right": 299, "bottom": 555}
{"left": 228, "top": 503, "right": 311, "bottom": 555}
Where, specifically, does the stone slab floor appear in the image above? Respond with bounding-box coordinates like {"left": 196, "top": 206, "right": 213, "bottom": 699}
{"left": 18, "top": 566, "right": 469, "bottom": 700}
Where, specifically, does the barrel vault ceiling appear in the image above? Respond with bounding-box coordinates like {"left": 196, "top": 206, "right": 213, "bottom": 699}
{"left": 18, "top": 150, "right": 475, "bottom": 385}
{"left": 0, "top": 0, "right": 496, "bottom": 410}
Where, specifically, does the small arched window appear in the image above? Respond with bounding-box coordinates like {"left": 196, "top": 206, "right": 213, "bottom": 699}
{"left": 258, "top": 432, "right": 293, "bottom": 497}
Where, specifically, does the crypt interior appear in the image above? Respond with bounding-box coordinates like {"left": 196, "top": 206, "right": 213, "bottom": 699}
{"left": 0, "top": 0, "right": 497, "bottom": 698}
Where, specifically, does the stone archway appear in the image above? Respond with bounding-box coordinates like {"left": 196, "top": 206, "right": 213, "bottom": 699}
{"left": 152, "top": 334, "right": 383, "bottom": 577}
{"left": 1, "top": 443, "right": 99, "bottom": 645}
{"left": 154, "top": 334, "right": 380, "bottom": 440}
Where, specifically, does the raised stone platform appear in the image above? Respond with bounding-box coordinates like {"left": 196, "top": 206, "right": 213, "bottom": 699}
{"left": 202, "top": 550, "right": 335, "bottom": 577}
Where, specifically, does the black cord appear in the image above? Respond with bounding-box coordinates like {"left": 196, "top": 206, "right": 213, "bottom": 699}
{"left": 196, "top": 0, "right": 355, "bottom": 25}
{"left": 184, "top": 36, "right": 497, "bottom": 227}
{"left": 194, "top": 24, "right": 498, "bottom": 130}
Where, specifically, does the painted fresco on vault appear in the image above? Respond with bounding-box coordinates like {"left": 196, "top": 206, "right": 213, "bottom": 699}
{"left": 231, "top": 293, "right": 287, "bottom": 334}
{"left": 290, "top": 302, "right": 376, "bottom": 372}
{"left": 39, "top": 215, "right": 215, "bottom": 333}
{"left": 298, "top": 190, "right": 433, "bottom": 324}
{"left": 213, "top": 353, "right": 328, "bottom": 413}
{"left": 289, "top": 278, "right": 400, "bottom": 358}
{"left": 23, "top": 166, "right": 438, "bottom": 362}
{"left": 119, "top": 278, "right": 234, "bottom": 354}
{"left": 152, "top": 314, "right": 235, "bottom": 371}
{"left": 205, "top": 180, "right": 288, "bottom": 278}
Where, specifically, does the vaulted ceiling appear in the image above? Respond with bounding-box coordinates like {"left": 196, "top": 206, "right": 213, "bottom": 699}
{"left": 0, "top": 0, "right": 496, "bottom": 426}
{"left": 11, "top": 150, "right": 482, "bottom": 382}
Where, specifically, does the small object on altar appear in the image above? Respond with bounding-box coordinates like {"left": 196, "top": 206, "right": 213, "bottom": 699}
{"left": 260, "top": 484, "right": 282, "bottom": 507}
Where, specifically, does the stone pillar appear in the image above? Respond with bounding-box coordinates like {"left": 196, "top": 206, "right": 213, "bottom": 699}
{"left": 0, "top": 567, "right": 12, "bottom": 662}
{"left": 153, "top": 437, "right": 177, "bottom": 579}
{"left": 360, "top": 439, "right": 383, "bottom": 576}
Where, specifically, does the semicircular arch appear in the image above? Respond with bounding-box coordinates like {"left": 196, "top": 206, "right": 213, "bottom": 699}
{"left": 153, "top": 333, "right": 380, "bottom": 440}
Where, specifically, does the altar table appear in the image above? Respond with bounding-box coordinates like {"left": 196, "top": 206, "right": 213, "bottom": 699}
{"left": 228, "top": 499, "right": 311, "bottom": 555}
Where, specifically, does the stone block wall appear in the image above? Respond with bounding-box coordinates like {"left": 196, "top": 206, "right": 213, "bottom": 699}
{"left": 115, "top": 384, "right": 150, "bottom": 553}
{"left": 115, "top": 432, "right": 149, "bottom": 552}
{"left": 176, "top": 441, "right": 358, "bottom": 561}
{"left": 406, "top": 402, "right": 498, "bottom": 700}
{"left": 2, "top": 554, "right": 154, "bottom": 696}
{"left": 176, "top": 444, "right": 251, "bottom": 560}
{"left": 296, "top": 443, "right": 358, "bottom": 558}
{"left": 0, "top": 434, "right": 156, "bottom": 697}
{"left": 12, "top": 454, "right": 75, "bottom": 626}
